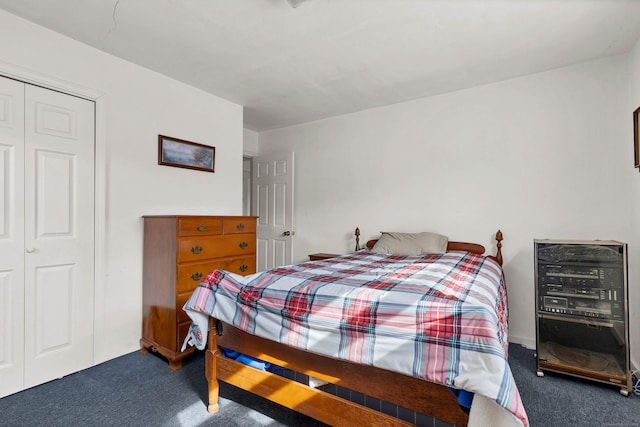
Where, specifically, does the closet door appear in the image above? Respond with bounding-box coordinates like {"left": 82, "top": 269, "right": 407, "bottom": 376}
{"left": 23, "top": 84, "right": 95, "bottom": 387}
{"left": 0, "top": 77, "right": 95, "bottom": 397}
{"left": 0, "top": 76, "right": 26, "bottom": 398}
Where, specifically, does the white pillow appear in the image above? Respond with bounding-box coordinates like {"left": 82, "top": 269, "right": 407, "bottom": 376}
{"left": 371, "top": 231, "right": 448, "bottom": 256}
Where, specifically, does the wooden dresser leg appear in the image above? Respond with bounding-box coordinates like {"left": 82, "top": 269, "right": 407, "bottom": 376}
{"left": 206, "top": 347, "right": 221, "bottom": 413}
{"left": 139, "top": 338, "right": 150, "bottom": 355}
{"left": 168, "top": 358, "right": 182, "bottom": 371}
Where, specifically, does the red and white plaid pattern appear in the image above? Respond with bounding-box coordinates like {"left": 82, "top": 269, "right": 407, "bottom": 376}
{"left": 183, "top": 250, "right": 528, "bottom": 426}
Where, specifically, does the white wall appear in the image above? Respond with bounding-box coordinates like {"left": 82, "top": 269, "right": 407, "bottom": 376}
{"left": 258, "top": 54, "right": 632, "bottom": 351}
{"left": 628, "top": 40, "right": 640, "bottom": 368}
{"left": 243, "top": 128, "right": 259, "bottom": 157}
{"left": 0, "top": 10, "right": 243, "bottom": 363}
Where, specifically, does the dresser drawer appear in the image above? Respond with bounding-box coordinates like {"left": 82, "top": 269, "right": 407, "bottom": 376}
{"left": 176, "top": 256, "right": 256, "bottom": 294}
{"left": 223, "top": 218, "right": 257, "bottom": 235}
{"left": 178, "top": 217, "right": 223, "bottom": 237}
{"left": 178, "top": 235, "right": 256, "bottom": 263}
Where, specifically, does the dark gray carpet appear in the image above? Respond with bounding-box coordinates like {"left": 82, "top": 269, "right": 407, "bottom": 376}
{"left": 0, "top": 344, "right": 638, "bottom": 426}
{"left": 509, "top": 344, "right": 639, "bottom": 427}
{"left": 0, "top": 349, "right": 325, "bottom": 427}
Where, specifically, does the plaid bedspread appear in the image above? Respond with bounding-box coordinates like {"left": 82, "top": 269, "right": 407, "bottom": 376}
{"left": 183, "top": 250, "right": 528, "bottom": 426}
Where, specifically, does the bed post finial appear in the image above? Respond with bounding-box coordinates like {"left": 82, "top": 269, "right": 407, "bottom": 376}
{"left": 355, "top": 227, "right": 361, "bottom": 251}
{"left": 495, "top": 230, "right": 503, "bottom": 266}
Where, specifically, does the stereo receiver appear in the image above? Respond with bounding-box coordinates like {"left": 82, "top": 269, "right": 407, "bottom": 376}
{"left": 536, "top": 244, "right": 624, "bottom": 321}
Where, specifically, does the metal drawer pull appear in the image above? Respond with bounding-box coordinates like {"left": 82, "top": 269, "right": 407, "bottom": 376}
{"left": 191, "top": 245, "right": 203, "bottom": 254}
{"left": 239, "top": 242, "right": 248, "bottom": 249}
{"left": 197, "top": 225, "right": 207, "bottom": 232}
{"left": 190, "top": 272, "right": 203, "bottom": 281}
{"left": 239, "top": 265, "right": 248, "bottom": 272}
{"left": 236, "top": 223, "right": 245, "bottom": 231}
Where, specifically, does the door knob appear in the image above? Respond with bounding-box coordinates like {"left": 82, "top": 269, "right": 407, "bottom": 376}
{"left": 283, "top": 231, "right": 296, "bottom": 237}
{"left": 26, "top": 248, "right": 36, "bottom": 253}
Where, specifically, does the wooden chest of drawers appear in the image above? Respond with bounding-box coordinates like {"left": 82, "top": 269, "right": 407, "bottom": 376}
{"left": 140, "top": 215, "right": 257, "bottom": 370}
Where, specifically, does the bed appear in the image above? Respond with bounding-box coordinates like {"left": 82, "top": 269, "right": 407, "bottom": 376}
{"left": 182, "top": 229, "right": 529, "bottom": 426}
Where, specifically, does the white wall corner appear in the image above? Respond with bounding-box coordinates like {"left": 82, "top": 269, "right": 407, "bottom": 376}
{"left": 243, "top": 128, "right": 259, "bottom": 157}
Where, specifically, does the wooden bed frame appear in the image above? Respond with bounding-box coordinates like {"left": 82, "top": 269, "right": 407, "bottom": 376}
{"left": 204, "top": 230, "right": 504, "bottom": 426}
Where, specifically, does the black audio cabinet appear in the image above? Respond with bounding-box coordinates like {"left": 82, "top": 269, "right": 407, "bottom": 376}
{"left": 534, "top": 239, "right": 631, "bottom": 395}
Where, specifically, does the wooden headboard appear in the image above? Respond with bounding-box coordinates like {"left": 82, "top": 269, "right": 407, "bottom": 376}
{"left": 359, "top": 229, "right": 503, "bottom": 266}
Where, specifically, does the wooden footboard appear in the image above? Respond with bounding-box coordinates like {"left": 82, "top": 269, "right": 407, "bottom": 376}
{"left": 206, "top": 319, "right": 469, "bottom": 426}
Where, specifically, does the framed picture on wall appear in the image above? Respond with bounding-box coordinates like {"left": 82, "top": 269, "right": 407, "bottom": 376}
{"left": 634, "top": 107, "right": 640, "bottom": 170}
{"left": 158, "top": 135, "right": 215, "bottom": 173}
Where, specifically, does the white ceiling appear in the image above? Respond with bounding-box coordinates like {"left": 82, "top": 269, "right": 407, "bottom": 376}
{"left": 1, "top": 0, "right": 640, "bottom": 131}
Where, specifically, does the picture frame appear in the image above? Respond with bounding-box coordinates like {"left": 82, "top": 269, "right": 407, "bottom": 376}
{"left": 634, "top": 107, "right": 640, "bottom": 170}
{"left": 158, "top": 135, "right": 215, "bottom": 173}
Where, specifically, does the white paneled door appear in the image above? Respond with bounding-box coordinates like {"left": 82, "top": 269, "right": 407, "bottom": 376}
{"left": 0, "top": 76, "right": 95, "bottom": 398}
{"left": 253, "top": 152, "right": 294, "bottom": 271}
{"left": 0, "top": 76, "right": 26, "bottom": 399}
